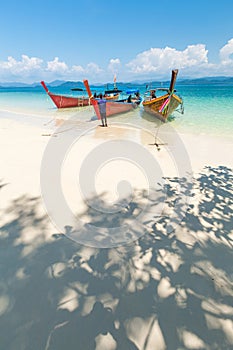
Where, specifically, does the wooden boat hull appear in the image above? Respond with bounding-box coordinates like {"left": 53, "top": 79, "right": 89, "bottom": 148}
{"left": 91, "top": 98, "right": 136, "bottom": 119}
{"left": 41, "top": 81, "right": 90, "bottom": 109}
{"left": 104, "top": 94, "right": 119, "bottom": 101}
{"left": 83, "top": 79, "right": 137, "bottom": 119}
{"left": 105, "top": 100, "right": 136, "bottom": 117}
{"left": 48, "top": 92, "right": 90, "bottom": 109}
{"left": 142, "top": 69, "right": 183, "bottom": 122}
{"left": 143, "top": 93, "right": 182, "bottom": 122}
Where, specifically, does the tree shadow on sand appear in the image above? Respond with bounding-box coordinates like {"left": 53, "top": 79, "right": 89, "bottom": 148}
{"left": 0, "top": 166, "right": 232, "bottom": 350}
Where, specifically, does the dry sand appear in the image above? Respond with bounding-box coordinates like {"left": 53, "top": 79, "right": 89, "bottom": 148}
{"left": 0, "top": 111, "right": 232, "bottom": 349}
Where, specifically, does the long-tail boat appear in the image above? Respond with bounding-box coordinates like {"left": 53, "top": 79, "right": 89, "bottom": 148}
{"left": 41, "top": 81, "right": 90, "bottom": 109}
{"left": 103, "top": 74, "right": 122, "bottom": 100}
{"left": 142, "top": 69, "right": 184, "bottom": 122}
{"left": 83, "top": 79, "right": 139, "bottom": 119}
{"left": 103, "top": 88, "right": 121, "bottom": 100}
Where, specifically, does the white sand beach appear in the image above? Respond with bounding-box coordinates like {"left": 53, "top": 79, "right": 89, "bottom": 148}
{"left": 0, "top": 109, "right": 233, "bottom": 349}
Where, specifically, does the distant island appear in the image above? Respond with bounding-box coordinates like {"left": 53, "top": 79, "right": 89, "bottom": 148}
{"left": 1, "top": 76, "right": 233, "bottom": 89}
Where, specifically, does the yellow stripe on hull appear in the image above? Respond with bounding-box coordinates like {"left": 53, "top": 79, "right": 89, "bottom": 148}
{"left": 142, "top": 94, "right": 182, "bottom": 122}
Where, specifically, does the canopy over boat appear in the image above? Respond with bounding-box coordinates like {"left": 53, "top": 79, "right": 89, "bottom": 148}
{"left": 71, "top": 87, "right": 84, "bottom": 91}
{"left": 104, "top": 89, "right": 122, "bottom": 94}
{"left": 126, "top": 89, "right": 139, "bottom": 94}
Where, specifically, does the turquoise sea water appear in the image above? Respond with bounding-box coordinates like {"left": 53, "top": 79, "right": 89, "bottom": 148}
{"left": 174, "top": 84, "right": 233, "bottom": 137}
{"left": 0, "top": 84, "right": 232, "bottom": 137}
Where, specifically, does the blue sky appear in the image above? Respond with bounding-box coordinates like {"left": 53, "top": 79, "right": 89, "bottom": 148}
{"left": 0, "top": 0, "right": 233, "bottom": 83}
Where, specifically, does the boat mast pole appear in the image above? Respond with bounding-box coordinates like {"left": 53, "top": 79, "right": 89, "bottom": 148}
{"left": 169, "top": 69, "right": 178, "bottom": 93}
{"left": 41, "top": 81, "right": 49, "bottom": 93}
{"left": 83, "top": 79, "right": 93, "bottom": 98}
{"left": 114, "top": 74, "right": 117, "bottom": 89}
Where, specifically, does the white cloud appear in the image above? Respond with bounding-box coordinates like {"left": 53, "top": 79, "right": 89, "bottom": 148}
{"left": 46, "top": 57, "right": 68, "bottom": 73}
{"left": 108, "top": 58, "right": 121, "bottom": 74}
{"left": 1, "top": 39, "right": 233, "bottom": 83}
{"left": 126, "top": 44, "right": 208, "bottom": 76}
{"left": 86, "top": 62, "right": 102, "bottom": 74}
{"left": 72, "top": 64, "right": 85, "bottom": 73}
{"left": 0, "top": 55, "right": 43, "bottom": 76}
{"left": 219, "top": 38, "right": 233, "bottom": 64}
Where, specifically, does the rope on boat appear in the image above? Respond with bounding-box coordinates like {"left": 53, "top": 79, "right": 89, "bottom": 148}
{"left": 177, "top": 99, "right": 184, "bottom": 114}
{"left": 149, "top": 121, "right": 166, "bottom": 151}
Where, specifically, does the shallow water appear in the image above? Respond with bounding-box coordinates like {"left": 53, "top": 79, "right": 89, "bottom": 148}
{"left": 0, "top": 83, "right": 233, "bottom": 137}
{"left": 173, "top": 84, "right": 233, "bottom": 137}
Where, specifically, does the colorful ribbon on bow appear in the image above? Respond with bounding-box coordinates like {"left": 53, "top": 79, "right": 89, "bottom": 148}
{"left": 159, "top": 90, "right": 174, "bottom": 114}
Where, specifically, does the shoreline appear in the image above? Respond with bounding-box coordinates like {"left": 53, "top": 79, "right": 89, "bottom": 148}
{"left": 0, "top": 109, "right": 232, "bottom": 211}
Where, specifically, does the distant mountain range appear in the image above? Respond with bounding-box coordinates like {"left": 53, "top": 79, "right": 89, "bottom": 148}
{"left": 177, "top": 76, "right": 233, "bottom": 85}
{"left": 0, "top": 80, "right": 86, "bottom": 88}
{"left": 129, "top": 76, "right": 233, "bottom": 86}
{"left": 0, "top": 76, "right": 233, "bottom": 88}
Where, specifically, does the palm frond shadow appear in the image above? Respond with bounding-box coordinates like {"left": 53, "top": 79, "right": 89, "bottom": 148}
{"left": 0, "top": 166, "right": 232, "bottom": 349}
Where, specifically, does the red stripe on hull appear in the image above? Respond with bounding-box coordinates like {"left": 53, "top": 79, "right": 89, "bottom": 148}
{"left": 105, "top": 101, "right": 135, "bottom": 117}
{"left": 49, "top": 93, "right": 90, "bottom": 109}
